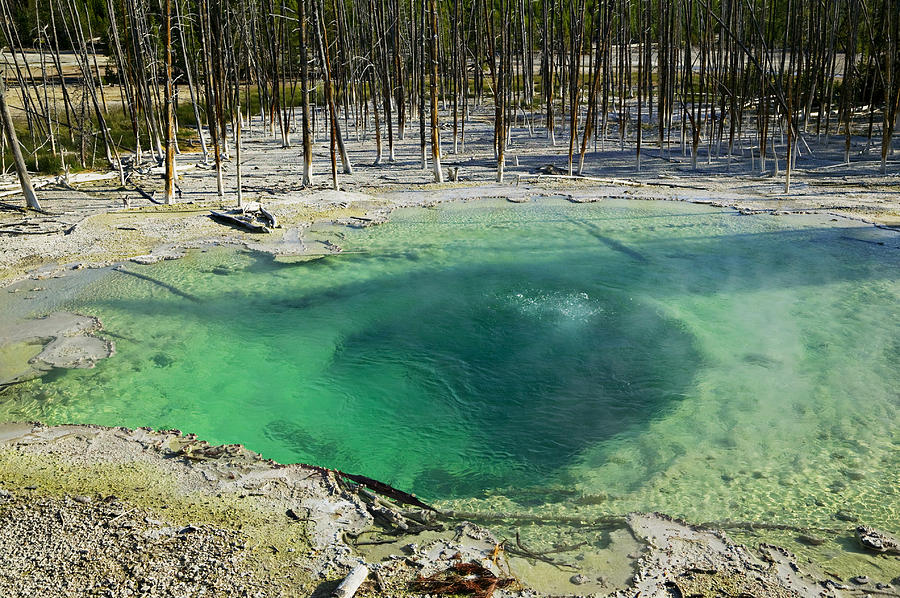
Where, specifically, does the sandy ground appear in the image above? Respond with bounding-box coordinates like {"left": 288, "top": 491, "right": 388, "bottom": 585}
{"left": 1, "top": 106, "right": 899, "bottom": 596}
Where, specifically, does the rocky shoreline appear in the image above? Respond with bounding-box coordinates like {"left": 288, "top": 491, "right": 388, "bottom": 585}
{"left": 0, "top": 423, "right": 895, "bottom": 597}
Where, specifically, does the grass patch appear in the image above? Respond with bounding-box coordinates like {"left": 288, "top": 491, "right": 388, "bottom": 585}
{"left": 4, "top": 96, "right": 201, "bottom": 175}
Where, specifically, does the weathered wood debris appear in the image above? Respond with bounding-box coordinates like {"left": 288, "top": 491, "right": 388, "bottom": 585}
{"left": 209, "top": 202, "right": 278, "bottom": 233}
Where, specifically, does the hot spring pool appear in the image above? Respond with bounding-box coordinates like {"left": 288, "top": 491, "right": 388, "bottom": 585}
{"left": 3, "top": 198, "right": 898, "bottom": 577}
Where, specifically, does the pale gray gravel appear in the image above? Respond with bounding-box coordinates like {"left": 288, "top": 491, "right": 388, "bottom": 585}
{"left": 0, "top": 492, "right": 274, "bottom": 597}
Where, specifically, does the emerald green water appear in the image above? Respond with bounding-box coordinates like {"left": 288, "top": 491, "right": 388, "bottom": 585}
{"left": 4, "top": 199, "right": 899, "bottom": 560}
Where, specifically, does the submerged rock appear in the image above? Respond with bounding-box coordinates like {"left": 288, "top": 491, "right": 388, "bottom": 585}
{"left": 151, "top": 353, "right": 174, "bottom": 368}
{"left": 34, "top": 335, "right": 114, "bottom": 369}
{"left": 796, "top": 534, "right": 827, "bottom": 547}
{"left": 844, "top": 469, "right": 866, "bottom": 481}
{"left": 835, "top": 509, "right": 859, "bottom": 522}
{"left": 574, "top": 492, "right": 608, "bottom": 505}
{"left": 569, "top": 573, "right": 589, "bottom": 585}
{"left": 1, "top": 312, "right": 114, "bottom": 385}
{"left": 856, "top": 526, "right": 900, "bottom": 555}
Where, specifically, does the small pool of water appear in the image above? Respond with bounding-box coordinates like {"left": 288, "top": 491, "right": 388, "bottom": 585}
{"left": 3, "top": 198, "right": 898, "bottom": 581}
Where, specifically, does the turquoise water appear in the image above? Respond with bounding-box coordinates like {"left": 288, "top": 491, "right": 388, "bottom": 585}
{"left": 3, "top": 199, "right": 899, "bottom": 553}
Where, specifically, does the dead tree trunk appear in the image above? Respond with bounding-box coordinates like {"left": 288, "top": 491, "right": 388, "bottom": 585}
{"left": 315, "top": 0, "right": 353, "bottom": 175}
{"left": 0, "top": 76, "right": 40, "bottom": 210}
{"left": 164, "top": 0, "right": 176, "bottom": 204}
{"left": 429, "top": 0, "right": 443, "bottom": 182}
{"left": 175, "top": 0, "right": 209, "bottom": 164}
{"left": 300, "top": 0, "right": 314, "bottom": 185}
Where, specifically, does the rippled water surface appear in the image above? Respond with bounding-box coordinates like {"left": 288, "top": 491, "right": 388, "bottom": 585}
{"left": 4, "top": 198, "right": 899, "bottom": 574}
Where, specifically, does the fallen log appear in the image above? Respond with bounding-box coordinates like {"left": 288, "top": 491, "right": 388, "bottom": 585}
{"left": 507, "top": 532, "right": 578, "bottom": 570}
{"left": 133, "top": 186, "right": 164, "bottom": 205}
{"left": 0, "top": 178, "right": 50, "bottom": 198}
{"left": 699, "top": 519, "right": 842, "bottom": 535}
{"left": 441, "top": 509, "right": 626, "bottom": 527}
{"left": 209, "top": 210, "right": 271, "bottom": 233}
{"left": 0, "top": 219, "right": 67, "bottom": 234}
{"left": 0, "top": 200, "right": 26, "bottom": 212}
{"left": 332, "top": 564, "right": 369, "bottom": 598}
{"left": 359, "top": 487, "right": 411, "bottom": 530}
{"left": 369, "top": 503, "right": 410, "bottom": 532}
{"left": 0, "top": 228, "right": 62, "bottom": 235}
{"left": 401, "top": 508, "right": 437, "bottom": 525}
{"left": 352, "top": 537, "right": 396, "bottom": 547}
{"left": 443, "top": 509, "right": 841, "bottom": 536}
{"left": 296, "top": 462, "right": 438, "bottom": 512}
{"left": 338, "top": 470, "right": 436, "bottom": 512}
{"left": 257, "top": 205, "right": 278, "bottom": 228}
